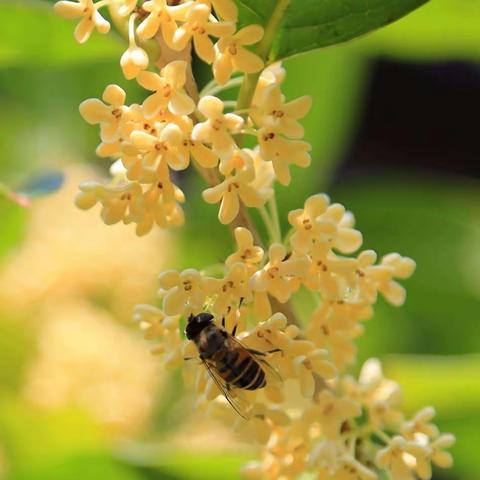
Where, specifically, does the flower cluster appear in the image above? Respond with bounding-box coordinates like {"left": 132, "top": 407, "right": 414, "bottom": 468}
{"left": 56, "top": 2, "right": 455, "bottom": 479}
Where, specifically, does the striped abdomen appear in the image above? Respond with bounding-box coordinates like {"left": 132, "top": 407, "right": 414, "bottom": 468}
{"left": 212, "top": 347, "right": 266, "bottom": 391}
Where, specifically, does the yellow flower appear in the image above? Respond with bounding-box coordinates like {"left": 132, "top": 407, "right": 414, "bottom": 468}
{"left": 251, "top": 243, "right": 309, "bottom": 303}
{"left": 136, "top": 0, "right": 192, "bottom": 44}
{"left": 200, "top": 0, "right": 238, "bottom": 21}
{"left": 75, "top": 180, "right": 142, "bottom": 225}
{"left": 173, "top": 115, "right": 220, "bottom": 169}
{"left": 213, "top": 25, "right": 264, "bottom": 85}
{"left": 121, "top": 46, "right": 149, "bottom": 80}
{"left": 202, "top": 150, "right": 265, "bottom": 225}
{"left": 226, "top": 227, "right": 264, "bottom": 271}
{"left": 205, "top": 262, "right": 250, "bottom": 316}
{"left": 133, "top": 304, "right": 183, "bottom": 367}
{"left": 251, "top": 84, "right": 312, "bottom": 138}
{"left": 305, "top": 390, "right": 361, "bottom": 439}
{"left": 247, "top": 147, "right": 276, "bottom": 203}
{"left": 332, "top": 455, "right": 378, "bottom": 480}
{"left": 349, "top": 251, "right": 416, "bottom": 306}
{"left": 341, "top": 359, "right": 404, "bottom": 429}
{"left": 288, "top": 194, "right": 363, "bottom": 255}
{"left": 258, "top": 128, "right": 311, "bottom": 185}
{"left": 172, "top": 3, "right": 235, "bottom": 63}
{"left": 126, "top": 122, "right": 189, "bottom": 171}
{"left": 430, "top": 434, "right": 455, "bottom": 469}
{"left": 307, "top": 303, "right": 360, "bottom": 369}
{"left": 401, "top": 407, "right": 439, "bottom": 440}
{"left": 79, "top": 84, "right": 126, "bottom": 144}
{"left": 376, "top": 436, "right": 431, "bottom": 480}
{"left": 54, "top": 0, "right": 110, "bottom": 43}
{"left": 158, "top": 268, "right": 210, "bottom": 316}
{"left": 137, "top": 61, "right": 196, "bottom": 118}
{"left": 192, "top": 95, "right": 243, "bottom": 158}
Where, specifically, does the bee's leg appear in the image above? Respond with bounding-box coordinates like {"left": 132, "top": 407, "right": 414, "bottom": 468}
{"left": 183, "top": 356, "right": 195, "bottom": 361}
{"left": 239, "top": 297, "right": 245, "bottom": 308}
{"left": 222, "top": 316, "right": 226, "bottom": 328}
{"left": 232, "top": 324, "right": 238, "bottom": 336}
{"left": 247, "top": 348, "right": 282, "bottom": 356}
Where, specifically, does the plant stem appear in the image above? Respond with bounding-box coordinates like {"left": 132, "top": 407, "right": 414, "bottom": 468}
{"left": 268, "top": 196, "right": 281, "bottom": 243}
{"left": 236, "top": 0, "right": 291, "bottom": 112}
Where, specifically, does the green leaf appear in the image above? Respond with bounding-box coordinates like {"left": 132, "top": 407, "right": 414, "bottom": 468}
{"left": 0, "top": 197, "right": 27, "bottom": 262}
{"left": 0, "top": 1, "right": 122, "bottom": 68}
{"left": 354, "top": 0, "right": 480, "bottom": 61}
{"left": 236, "top": 0, "right": 430, "bottom": 60}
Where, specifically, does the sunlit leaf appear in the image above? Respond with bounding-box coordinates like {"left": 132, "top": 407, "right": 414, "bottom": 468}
{"left": 354, "top": 0, "right": 480, "bottom": 60}
{"left": 0, "top": 1, "right": 122, "bottom": 68}
{"left": 236, "top": 0, "right": 429, "bottom": 60}
{"left": 0, "top": 197, "right": 27, "bottom": 261}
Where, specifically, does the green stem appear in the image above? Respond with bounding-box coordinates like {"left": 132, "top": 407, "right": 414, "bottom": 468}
{"left": 200, "top": 76, "right": 244, "bottom": 97}
{"left": 258, "top": 206, "right": 276, "bottom": 244}
{"left": 236, "top": 0, "right": 291, "bottom": 112}
{"left": 268, "top": 196, "right": 281, "bottom": 243}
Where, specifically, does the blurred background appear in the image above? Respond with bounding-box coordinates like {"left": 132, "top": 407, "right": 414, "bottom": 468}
{"left": 0, "top": 0, "right": 479, "bottom": 478}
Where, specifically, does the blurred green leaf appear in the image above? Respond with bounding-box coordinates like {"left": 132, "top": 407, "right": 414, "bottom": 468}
{"left": 8, "top": 452, "right": 145, "bottom": 480}
{"left": 0, "top": 1, "right": 122, "bottom": 68}
{"left": 119, "top": 447, "right": 251, "bottom": 480}
{"left": 0, "top": 197, "right": 27, "bottom": 262}
{"left": 0, "top": 317, "right": 35, "bottom": 392}
{"left": 333, "top": 175, "right": 480, "bottom": 358}
{"left": 384, "top": 354, "right": 480, "bottom": 417}
{"left": 354, "top": 0, "right": 480, "bottom": 60}
{"left": 384, "top": 355, "right": 480, "bottom": 480}
{"left": 236, "top": 0, "right": 429, "bottom": 60}
{"left": 0, "top": 400, "right": 105, "bottom": 470}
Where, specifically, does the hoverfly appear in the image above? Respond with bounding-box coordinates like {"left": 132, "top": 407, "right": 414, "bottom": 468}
{"left": 185, "top": 312, "right": 281, "bottom": 419}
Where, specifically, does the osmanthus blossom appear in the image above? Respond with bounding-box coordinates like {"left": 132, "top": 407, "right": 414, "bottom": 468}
{"left": 202, "top": 150, "right": 266, "bottom": 224}
{"left": 192, "top": 95, "right": 244, "bottom": 158}
{"left": 213, "top": 25, "right": 265, "bottom": 85}
{"left": 136, "top": 0, "right": 193, "bottom": 44}
{"left": 137, "top": 61, "right": 196, "bottom": 118}
{"left": 172, "top": 3, "right": 235, "bottom": 63}
{"left": 79, "top": 84, "right": 127, "bottom": 144}
{"left": 54, "top": 0, "right": 110, "bottom": 43}
{"left": 56, "top": 1, "right": 455, "bottom": 477}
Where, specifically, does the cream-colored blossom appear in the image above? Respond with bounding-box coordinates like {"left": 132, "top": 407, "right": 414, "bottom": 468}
{"left": 251, "top": 83, "right": 312, "bottom": 138}
{"left": 172, "top": 3, "right": 235, "bottom": 63}
{"left": 79, "top": 84, "right": 126, "bottom": 144}
{"left": 376, "top": 436, "right": 431, "bottom": 480}
{"left": 200, "top": 0, "right": 237, "bottom": 21}
{"left": 288, "top": 194, "right": 362, "bottom": 255}
{"left": 348, "top": 251, "right": 416, "bottom": 306}
{"left": 158, "top": 268, "right": 211, "bottom": 316}
{"left": 258, "top": 128, "right": 311, "bottom": 185}
{"left": 125, "top": 122, "right": 188, "bottom": 171}
{"left": 133, "top": 304, "right": 183, "bottom": 367}
{"left": 54, "top": 0, "right": 110, "bottom": 43}
{"left": 341, "top": 358, "right": 404, "bottom": 429}
{"left": 213, "top": 25, "right": 264, "bottom": 85}
{"left": 430, "top": 434, "right": 455, "bottom": 469}
{"left": 192, "top": 95, "right": 243, "bottom": 158}
{"left": 305, "top": 390, "right": 361, "bottom": 439}
{"left": 251, "top": 243, "right": 309, "bottom": 303}
{"left": 401, "top": 407, "right": 439, "bottom": 440}
{"left": 202, "top": 150, "right": 265, "bottom": 224}
{"left": 121, "top": 46, "right": 149, "bottom": 80}
{"left": 226, "top": 227, "right": 264, "bottom": 271}
{"left": 137, "top": 61, "right": 195, "bottom": 118}
{"left": 136, "top": 0, "right": 192, "bottom": 44}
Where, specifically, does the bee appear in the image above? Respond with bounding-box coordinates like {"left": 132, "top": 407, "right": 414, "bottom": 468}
{"left": 185, "top": 312, "right": 280, "bottom": 418}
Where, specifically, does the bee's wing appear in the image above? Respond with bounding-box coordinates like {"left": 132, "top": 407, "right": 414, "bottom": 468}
{"left": 202, "top": 358, "right": 251, "bottom": 420}
{"left": 227, "top": 335, "right": 283, "bottom": 385}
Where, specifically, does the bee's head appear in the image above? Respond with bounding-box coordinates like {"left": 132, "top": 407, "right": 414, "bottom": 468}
{"left": 185, "top": 312, "right": 214, "bottom": 340}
